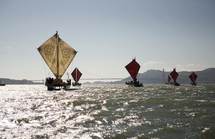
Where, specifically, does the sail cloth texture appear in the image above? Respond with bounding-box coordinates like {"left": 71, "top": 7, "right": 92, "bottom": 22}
{"left": 71, "top": 68, "right": 82, "bottom": 82}
{"left": 37, "top": 33, "right": 77, "bottom": 78}
{"left": 170, "top": 68, "right": 179, "bottom": 82}
{"left": 189, "top": 72, "right": 198, "bottom": 83}
{"left": 125, "top": 59, "right": 140, "bottom": 81}
{"left": 168, "top": 75, "right": 171, "bottom": 83}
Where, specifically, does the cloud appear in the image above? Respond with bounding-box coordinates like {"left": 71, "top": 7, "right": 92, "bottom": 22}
{"left": 176, "top": 64, "right": 183, "bottom": 68}
{"left": 143, "top": 61, "right": 162, "bottom": 66}
{"left": 186, "top": 63, "right": 206, "bottom": 71}
{"left": 187, "top": 63, "right": 204, "bottom": 68}
{"left": 187, "top": 63, "right": 195, "bottom": 67}
{"left": 1, "top": 46, "right": 10, "bottom": 54}
{"left": 173, "top": 63, "right": 207, "bottom": 71}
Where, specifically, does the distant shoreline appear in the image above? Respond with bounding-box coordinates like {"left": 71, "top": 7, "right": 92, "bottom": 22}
{"left": 0, "top": 78, "right": 43, "bottom": 85}
{"left": 1, "top": 68, "right": 215, "bottom": 85}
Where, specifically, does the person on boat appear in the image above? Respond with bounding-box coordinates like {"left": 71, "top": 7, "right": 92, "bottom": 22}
{"left": 46, "top": 77, "right": 53, "bottom": 84}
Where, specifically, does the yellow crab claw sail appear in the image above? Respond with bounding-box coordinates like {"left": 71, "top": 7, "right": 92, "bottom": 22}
{"left": 37, "top": 33, "right": 77, "bottom": 78}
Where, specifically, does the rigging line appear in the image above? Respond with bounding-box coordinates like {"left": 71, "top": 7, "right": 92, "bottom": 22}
{"left": 40, "top": 55, "right": 53, "bottom": 78}
{"left": 69, "top": 59, "right": 75, "bottom": 74}
{"left": 40, "top": 56, "right": 47, "bottom": 77}
{"left": 69, "top": 51, "right": 78, "bottom": 74}
{"left": 79, "top": 69, "right": 108, "bottom": 78}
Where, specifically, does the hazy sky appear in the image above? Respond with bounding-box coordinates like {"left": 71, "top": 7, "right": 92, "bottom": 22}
{"left": 1, "top": 0, "right": 215, "bottom": 81}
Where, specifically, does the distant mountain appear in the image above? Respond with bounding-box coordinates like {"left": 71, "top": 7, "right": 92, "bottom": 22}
{"left": 4, "top": 68, "right": 214, "bottom": 85}
{"left": 178, "top": 68, "right": 215, "bottom": 84}
{"left": 82, "top": 82, "right": 92, "bottom": 84}
{"left": 0, "top": 78, "right": 42, "bottom": 84}
{"left": 111, "top": 68, "right": 215, "bottom": 84}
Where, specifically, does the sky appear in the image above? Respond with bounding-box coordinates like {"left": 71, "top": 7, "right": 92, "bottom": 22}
{"left": 0, "top": 0, "right": 215, "bottom": 81}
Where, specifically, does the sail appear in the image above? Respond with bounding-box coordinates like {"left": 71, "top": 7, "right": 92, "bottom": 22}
{"left": 125, "top": 59, "right": 140, "bottom": 81}
{"left": 71, "top": 68, "right": 82, "bottom": 82}
{"left": 189, "top": 72, "right": 198, "bottom": 83}
{"left": 170, "top": 68, "right": 179, "bottom": 82}
{"left": 37, "top": 33, "right": 77, "bottom": 78}
{"left": 168, "top": 75, "right": 171, "bottom": 83}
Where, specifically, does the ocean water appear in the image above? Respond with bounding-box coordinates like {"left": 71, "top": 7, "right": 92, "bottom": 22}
{"left": 0, "top": 84, "right": 215, "bottom": 139}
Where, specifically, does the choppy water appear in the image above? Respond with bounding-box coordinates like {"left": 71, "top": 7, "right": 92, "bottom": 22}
{"left": 0, "top": 84, "right": 215, "bottom": 139}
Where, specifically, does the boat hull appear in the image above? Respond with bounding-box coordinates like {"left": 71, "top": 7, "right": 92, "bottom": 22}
{"left": 72, "top": 82, "right": 81, "bottom": 86}
{"left": 165, "top": 82, "right": 180, "bottom": 86}
{"left": 190, "top": 82, "right": 197, "bottom": 86}
{"left": 125, "top": 81, "right": 143, "bottom": 87}
{"left": 45, "top": 78, "right": 71, "bottom": 91}
{"left": 0, "top": 81, "right": 5, "bottom": 86}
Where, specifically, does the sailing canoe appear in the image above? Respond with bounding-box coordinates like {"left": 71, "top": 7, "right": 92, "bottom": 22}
{"left": 71, "top": 68, "right": 82, "bottom": 86}
{"left": 125, "top": 58, "right": 143, "bottom": 87}
{"left": 189, "top": 72, "right": 198, "bottom": 85}
{"left": 170, "top": 68, "right": 180, "bottom": 86}
{"left": 37, "top": 31, "right": 77, "bottom": 90}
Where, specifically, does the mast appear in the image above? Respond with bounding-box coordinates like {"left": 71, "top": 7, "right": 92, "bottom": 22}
{"left": 56, "top": 31, "right": 59, "bottom": 80}
{"left": 168, "top": 75, "right": 171, "bottom": 83}
{"left": 134, "top": 58, "right": 136, "bottom": 82}
{"left": 76, "top": 68, "right": 77, "bottom": 83}
{"left": 193, "top": 72, "right": 194, "bottom": 83}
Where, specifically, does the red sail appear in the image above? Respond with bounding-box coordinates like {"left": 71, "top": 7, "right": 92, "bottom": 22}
{"left": 71, "top": 68, "right": 82, "bottom": 82}
{"left": 189, "top": 72, "right": 198, "bottom": 83}
{"left": 168, "top": 75, "right": 171, "bottom": 83}
{"left": 125, "top": 59, "right": 140, "bottom": 81}
{"left": 170, "top": 68, "right": 179, "bottom": 82}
